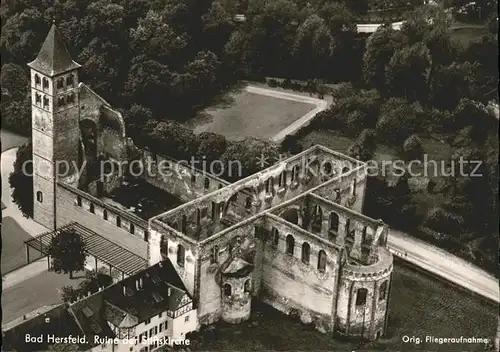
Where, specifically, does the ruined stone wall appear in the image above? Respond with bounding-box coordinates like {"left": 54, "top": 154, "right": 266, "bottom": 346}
{"left": 221, "top": 275, "right": 252, "bottom": 324}
{"left": 312, "top": 165, "right": 367, "bottom": 214}
{"left": 336, "top": 247, "right": 393, "bottom": 340}
{"left": 141, "top": 149, "right": 231, "bottom": 203}
{"left": 195, "top": 220, "right": 258, "bottom": 326}
{"left": 55, "top": 182, "right": 149, "bottom": 256}
{"left": 149, "top": 222, "right": 198, "bottom": 296}
{"left": 258, "top": 214, "right": 342, "bottom": 333}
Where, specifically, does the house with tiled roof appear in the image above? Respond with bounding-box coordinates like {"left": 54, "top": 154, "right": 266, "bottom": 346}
{"left": 2, "top": 260, "right": 197, "bottom": 352}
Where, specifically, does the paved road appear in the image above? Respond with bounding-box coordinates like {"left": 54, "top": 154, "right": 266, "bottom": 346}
{"left": 2, "top": 257, "right": 48, "bottom": 290}
{"left": 388, "top": 228, "right": 499, "bottom": 303}
{"left": 243, "top": 86, "right": 328, "bottom": 142}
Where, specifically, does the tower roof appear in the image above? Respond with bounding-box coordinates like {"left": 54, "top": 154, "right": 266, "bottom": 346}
{"left": 27, "top": 23, "right": 81, "bottom": 76}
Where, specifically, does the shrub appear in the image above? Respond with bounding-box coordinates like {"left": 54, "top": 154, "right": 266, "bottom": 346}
{"left": 402, "top": 134, "right": 424, "bottom": 161}
{"left": 268, "top": 78, "right": 279, "bottom": 87}
{"left": 424, "top": 207, "right": 464, "bottom": 235}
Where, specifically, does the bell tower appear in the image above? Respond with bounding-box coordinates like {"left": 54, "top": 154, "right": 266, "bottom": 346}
{"left": 28, "top": 22, "right": 81, "bottom": 230}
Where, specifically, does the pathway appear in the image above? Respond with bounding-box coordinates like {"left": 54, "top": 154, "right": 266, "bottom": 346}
{"left": 388, "top": 228, "right": 499, "bottom": 303}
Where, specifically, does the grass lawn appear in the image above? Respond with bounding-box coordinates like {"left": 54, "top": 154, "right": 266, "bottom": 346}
{"left": 186, "top": 87, "right": 316, "bottom": 141}
{"left": 1, "top": 217, "right": 43, "bottom": 274}
{"left": 1, "top": 128, "right": 28, "bottom": 152}
{"left": 1, "top": 270, "right": 85, "bottom": 324}
{"left": 450, "top": 25, "right": 488, "bottom": 47}
{"left": 191, "top": 262, "right": 497, "bottom": 351}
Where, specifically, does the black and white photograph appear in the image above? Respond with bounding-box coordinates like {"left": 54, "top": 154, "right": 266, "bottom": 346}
{"left": 0, "top": 0, "right": 498, "bottom": 351}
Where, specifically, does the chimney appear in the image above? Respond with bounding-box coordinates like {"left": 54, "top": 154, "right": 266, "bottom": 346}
{"left": 23, "top": 315, "right": 27, "bottom": 320}
{"left": 139, "top": 277, "right": 143, "bottom": 288}
{"left": 123, "top": 286, "right": 126, "bottom": 296}
{"left": 135, "top": 279, "right": 140, "bottom": 290}
{"left": 168, "top": 287, "right": 171, "bottom": 296}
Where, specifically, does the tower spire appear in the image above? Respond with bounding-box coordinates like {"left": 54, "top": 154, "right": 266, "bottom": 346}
{"left": 27, "top": 23, "right": 81, "bottom": 76}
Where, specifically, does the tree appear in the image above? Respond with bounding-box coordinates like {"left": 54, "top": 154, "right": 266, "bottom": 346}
{"left": 0, "top": 8, "right": 48, "bottom": 64}
{"left": 280, "top": 135, "right": 303, "bottom": 155}
{"left": 48, "top": 229, "right": 87, "bottom": 279}
{"left": 8, "top": 141, "right": 33, "bottom": 218}
{"left": 1, "top": 96, "right": 31, "bottom": 134}
{"left": 362, "top": 25, "right": 405, "bottom": 92}
{"left": 202, "top": 1, "right": 234, "bottom": 54}
{"left": 144, "top": 120, "right": 198, "bottom": 160}
{"left": 430, "top": 62, "right": 484, "bottom": 110}
{"left": 129, "top": 10, "right": 187, "bottom": 66}
{"left": 376, "top": 98, "right": 421, "bottom": 145}
{"left": 292, "top": 14, "right": 333, "bottom": 78}
{"left": 196, "top": 132, "right": 228, "bottom": 163}
{"left": 0, "top": 63, "right": 28, "bottom": 101}
{"left": 122, "top": 104, "right": 153, "bottom": 134}
{"left": 385, "top": 43, "right": 431, "bottom": 102}
{"left": 402, "top": 134, "right": 424, "bottom": 161}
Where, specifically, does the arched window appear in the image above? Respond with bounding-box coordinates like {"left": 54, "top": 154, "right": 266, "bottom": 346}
{"left": 379, "top": 281, "right": 388, "bottom": 301}
{"left": 43, "top": 96, "right": 49, "bottom": 109}
{"left": 301, "top": 242, "right": 310, "bottom": 264}
{"left": 130, "top": 223, "right": 135, "bottom": 234}
{"left": 245, "top": 197, "right": 252, "bottom": 209}
{"left": 116, "top": 216, "right": 121, "bottom": 228}
{"left": 334, "top": 188, "right": 341, "bottom": 202}
{"left": 35, "top": 93, "right": 41, "bottom": 105}
{"left": 177, "top": 245, "right": 185, "bottom": 267}
{"left": 223, "top": 283, "right": 232, "bottom": 296}
{"left": 56, "top": 78, "right": 64, "bottom": 89}
{"left": 211, "top": 245, "right": 219, "bottom": 264}
{"left": 160, "top": 236, "right": 169, "bottom": 257}
{"left": 291, "top": 165, "right": 299, "bottom": 181}
{"left": 244, "top": 279, "right": 251, "bottom": 293}
{"left": 279, "top": 171, "right": 287, "bottom": 187}
{"left": 66, "top": 74, "right": 74, "bottom": 87}
{"left": 103, "top": 209, "right": 108, "bottom": 220}
{"left": 66, "top": 93, "right": 75, "bottom": 104}
{"left": 58, "top": 96, "right": 65, "bottom": 106}
{"left": 36, "top": 191, "right": 43, "bottom": 203}
{"left": 42, "top": 77, "right": 49, "bottom": 89}
{"left": 330, "top": 212, "right": 339, "bottom": 232}
{"left": 317, "top": 250, "right": 327, "bottom": 272}
{"left": 204, "top": 178, "right": 210, "bottom": 189}
{"left": 34, "top": 74, "right": 41, "bottom": 86}
{"left": 271, "top": 227, "right": 279, "bottom": 248}
{"left": 311, "top": 205, "right": 323, "bottom": 233}
{"left": 323, "top": 161, "right": 333, "bottom": 176}
{"left": 352, "top": 178, "right": 357, "bottom": 196}
{"left": 362, "top": 226, "right": 367, "bottom": 244}
{"left": 345, "top": 219, "right": 352, "bottom": 238}
{"left": 89, "top": 203, "right": 95, "bottom": 214}
{"left": 196, "top": 209, "right": 201, "bottom": 226}
{"left": 286, "top": 235, "right": 295, "bottom": 256}
{"left": 265, "top": 177, "right": 274, "bottom": 193}
{"left": 181, "top": 215, "right": 187, "bottom": 233}
{"left": 355, "top": 288, "right": 368, "bottom": 306}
